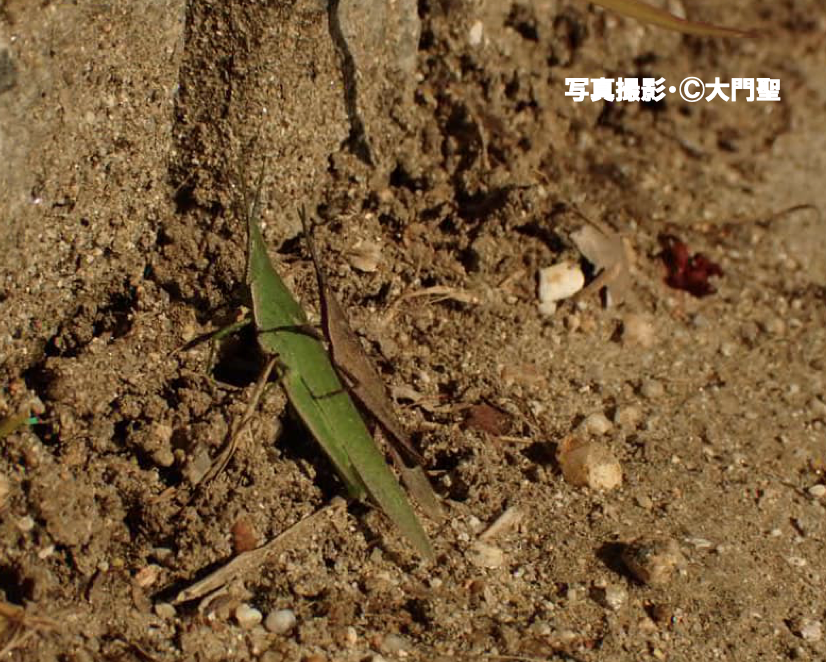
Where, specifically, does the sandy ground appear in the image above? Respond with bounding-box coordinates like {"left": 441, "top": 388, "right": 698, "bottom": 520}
{"left": 1, "top": 1, "right": 826, "bottom": 660}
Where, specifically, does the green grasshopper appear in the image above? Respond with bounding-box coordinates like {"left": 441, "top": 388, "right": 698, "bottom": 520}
{"left": 242, "top": 173, "right": 434, "bottom": 561}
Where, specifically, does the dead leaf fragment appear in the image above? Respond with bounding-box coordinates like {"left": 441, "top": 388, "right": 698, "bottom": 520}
{"left": 570, "top": 221, "right": 633, "bottom": 306}
{"left": 464, "top": 403, "right": 512, "bottom": 436}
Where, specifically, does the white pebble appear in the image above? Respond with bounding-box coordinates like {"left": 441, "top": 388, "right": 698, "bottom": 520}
{"left": 684, "top": 537, "right": 714, "bottom": 550}
{"left": 583, "top": 412, "right": 612, "bottom": 436}
{"left": 235, "top": 604, "right": 263, "bottom": 629}
{"left": 601, "top": 584, "right": 628, "bottom": 611}
{"left": 762, "top": 316, "right": 785, "bottom": 336}
{"left": 622, "top": 314, "right": 656, "bottom": 347}
{"left": 468, "top": 20, "right": 484, "bottom": 46}
{"left": 538, "top": 262, "right": 585, "bottom": 316}
{"left": 0, "top": 473, "right": 9, "bottom": 509}
{"left": 347, "top": 240, "right": 382, "bottom": 273}
{"left": 799, "top": 619, "right": 823, "bottom": 642}
{"left": 343, "top": 625, "right": 358, "bottom": 646}
{"left": 16, "top": 516, "right": 35, "bottom": 532}
{"left": 134, "top": 564, "right": 161, "bottom": 588}
{"left": 809, "top": 398, "right": 826, "bottom": 418}
{"left": 640, "top": 379, "right": 665, "bottom": 400}
{"left": 564, "top": 314, "right": 581, "bottom": 332}
{"left": 791, "top": 617, "right": 823, "bottom": 642}
{"left": 265, "top": 608, "right": 297, "bottom": 634}
{"left": 467, "top": 540, "right": 505, "bottom": 569}
{"left": 37, "top": 545, "right": 55, "bottom": 560}
{"left": 557, "top": 437, "right": 622, "bottom": 491}
{"left": 808, "top": 484, "right": 826, "bottom": 499}
{"left": 155, "top": 602, "right": 176, "bottom": 619}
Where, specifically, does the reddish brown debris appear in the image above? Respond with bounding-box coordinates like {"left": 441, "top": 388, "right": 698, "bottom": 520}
{"left": 464, "top": 403, "right": 512, "bottom": 436}
{"left": 658, "top": 234, "right": 723, "bottom": 297}
{"left": 231, "top": 516, "right": 258, "bottom": 554}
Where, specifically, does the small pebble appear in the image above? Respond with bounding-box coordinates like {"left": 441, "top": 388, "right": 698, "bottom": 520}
{"left": 557, "top": 436, "right": 622, "bottom": 491}
{"left": 621, "top": 536, "right": 685, "bottom": 585}
{"left": 762, "top": 316, "right": 786, "bottom": 336}
{"left": 151, "top": 547, "right": 175, "bottom": 566}
{"left": 183, "top": 448, "right": 213, "bottom": 485}
{"left": 134, "top": 564, "right": 161, "bottom": 588}
{"left": 808, "top": 484, "right": 826, "bottom": 499}
{"left": 468, "top": 19, "right": 484, "bottom": 46}
{"left": 786, "top": 556, "right": 807, "bottom": 568}
{"left": 740, "top": 321, "right": 760, "bottom": 344}
{"left": 347, "top": 240, "right": 382, "bottom": 273}
{"left": 538, "top": 262, "right": 585, "bottom": 316}
{"left": 151, "top": 448, "right": 175, "bottom": 468}
{"left": 684, "top": 537, "right": 713, "bottom": 550}
{"left": 467, "top": 540, "right": 505, "bottom": 569}
{"left": 467, "top": 514, "right": 483, "bottom": 533}
{"left": 809, "top": 398, "right": 826, "bottom": 418}
{"left": 640, "top": 379, "right": 665, "bottom": 400}
{"left": 614, "top": 405, "right": 643, "bottom": 430}
{"left": 265, "top": 608, "right": 297, "bottom": 634}
{"left": 791, "top": 618, "right": 823, "bottom": 642}
{"left": 595, "top": 584, "right": 628, "bottom": 611}
{"left": 152, "top": 423, "right": 173, "bottom": 445}
{"left": 155, "top": 602, "right": 176, "bottom": 619}
{"left": 583, "top": 412, "right": 612, "bottom": 436}
{"left": 691, "top": 313, "right": 709, "bottom": 329}
{"left": 16, "top": 516, "right": 35, "bottom": 532}
{"left": 381, "top": 633, "right": 412, "bottom": 655}
{"left": 622, "top": 314, "right": 656, "bottom": 347}
{"left": 343, "top": 626, "right": 358, "bottom": 646}
{"left": 235, "top": 604, "right": 263, "bottom": 629}
{"left": 0, "top": 472, "right": 9, "bottom": 509}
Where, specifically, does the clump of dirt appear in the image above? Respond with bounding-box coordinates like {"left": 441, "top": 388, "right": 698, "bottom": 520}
{"left": 1, "top": 0, "right": 826, "bottom": 660}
